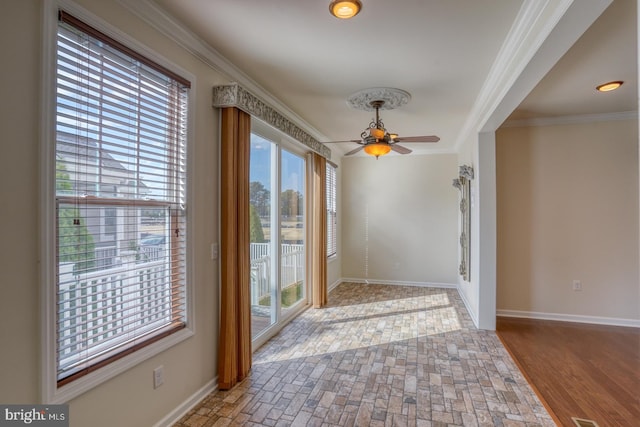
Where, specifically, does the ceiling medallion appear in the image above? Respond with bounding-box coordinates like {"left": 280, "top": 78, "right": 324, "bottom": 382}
{"left": 347, "top": 88, "right": 411, "bottom": 111}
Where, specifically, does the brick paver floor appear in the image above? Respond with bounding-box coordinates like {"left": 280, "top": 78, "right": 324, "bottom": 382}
{"left": 175, "top": 282, "right": 554, "bottom": 427}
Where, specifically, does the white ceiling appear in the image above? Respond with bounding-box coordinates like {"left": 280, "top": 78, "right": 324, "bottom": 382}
{"left": 149, "top": 0, "right": 637, "bottom": 157}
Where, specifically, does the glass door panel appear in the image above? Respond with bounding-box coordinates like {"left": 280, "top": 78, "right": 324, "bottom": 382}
{"left": 250, "top": 135, "right": 275, "bottom": 339}
{"left": 280, "top": 150, "right": 305, "bottom": 316}
{"left": 249, "top": 130, "right": 307, "bottom": 342}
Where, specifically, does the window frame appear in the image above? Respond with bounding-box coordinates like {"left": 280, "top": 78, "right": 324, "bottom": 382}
{"left": 40, "top": 0, "right": 195, "bottom": 404}
{"left": 326, "top": 162, "right": 337, "bottom": 259}
{"left": 249, "top": 119, "right": 312, "bottom": 351}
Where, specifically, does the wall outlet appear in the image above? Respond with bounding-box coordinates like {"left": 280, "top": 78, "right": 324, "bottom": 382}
{"left": 153, "top": 365, "right": 164, "bottom": 389}
{"left": 572, "top": 280, "right": 582, "bottom": 291}
{"left": 211, "top": 243, "right": 219, "bottom": 260}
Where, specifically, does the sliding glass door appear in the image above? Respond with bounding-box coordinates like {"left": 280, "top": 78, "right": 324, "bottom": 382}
{"left": 250, "top": 129, "right": 306, "bottom": 342}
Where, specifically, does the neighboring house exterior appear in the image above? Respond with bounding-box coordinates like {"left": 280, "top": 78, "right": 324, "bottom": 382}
{"left": 56, "top": 131, "right": 159, "bottom": 269}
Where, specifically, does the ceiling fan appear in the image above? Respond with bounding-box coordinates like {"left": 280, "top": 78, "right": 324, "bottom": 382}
{"left": 323, "top": 99, "right": 440, "bottom": 159}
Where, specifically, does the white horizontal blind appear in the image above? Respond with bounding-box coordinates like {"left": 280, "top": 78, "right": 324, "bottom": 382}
{"left": 55, "top": 12, "right": 189, "bottom": 384}
{"left": 326, "top": 163, "right": 337, "bottom": 257}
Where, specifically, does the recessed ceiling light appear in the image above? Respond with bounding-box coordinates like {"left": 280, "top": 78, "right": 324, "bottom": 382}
{"left": 329, "top": 0, "right": 362, "bottom": 19}
{"left": 596, "top": 81, "right": 623, "bottom": 92}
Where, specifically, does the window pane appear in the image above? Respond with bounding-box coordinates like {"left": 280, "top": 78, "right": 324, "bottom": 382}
{"left": 56, "top": 203, "right": 182, "bottom": 377}
{"left": 280, "top": 149, "right": 305, "bottom": 314}
{"left": 55, "top": 14, "right": 188, "bottom": 383}
{"left": 250, "top": 135, "right": 274, "bottom": 338}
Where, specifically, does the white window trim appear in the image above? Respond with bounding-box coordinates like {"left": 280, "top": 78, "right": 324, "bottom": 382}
{"left": 326, "top": 163, "right": 338, "bottom": 259}
{"left": 40, "top": 0, "right": 195, "bottom": 404}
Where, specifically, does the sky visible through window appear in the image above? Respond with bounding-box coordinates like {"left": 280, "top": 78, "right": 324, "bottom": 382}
{"left": 250, "top": 133, "right": 303, "bottom": 193}
{"left": 56, "top": 22, "right": 182, "bottom": 202}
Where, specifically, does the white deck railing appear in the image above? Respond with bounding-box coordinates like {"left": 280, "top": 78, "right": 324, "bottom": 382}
{"left": 57, "top": 242, "right": 300, "bottom": 371}
{"left": 57, "top": 259, "right": 172, "bottom": 375}
{"left": 250, "top": 243, "right": 303, "bottom": 305}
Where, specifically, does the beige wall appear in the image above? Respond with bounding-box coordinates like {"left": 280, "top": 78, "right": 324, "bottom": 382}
{"left": 1, "top": 0, "right": 227, "bottom": 425}
{"left": 496, "top": 119, "right": 639, "bottom": 321}
{"left": 341, "top": 154, "right": 459, "bottom": 285}
{"left": 1, "top": 0, "right": 42, "bottom": 404}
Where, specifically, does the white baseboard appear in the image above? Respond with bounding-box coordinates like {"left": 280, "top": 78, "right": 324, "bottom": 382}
{"left": 153, "top": 377, "right": 218, "bottom": 427}
{"left": 339, "top": 277, "right": 457, "bottom": 289}
{"left": 328, "top": 278, "right": 341, "bottom": 292}
{"left": 497, "top": 309, "right": 640, "bottom": 328}
{"left": 455, "top": 284, "right": 479, "bottom": 328}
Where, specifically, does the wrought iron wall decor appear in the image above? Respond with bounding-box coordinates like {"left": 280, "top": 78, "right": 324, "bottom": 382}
{"left": 452, "top": 165, "right": 474, "bottom": 281}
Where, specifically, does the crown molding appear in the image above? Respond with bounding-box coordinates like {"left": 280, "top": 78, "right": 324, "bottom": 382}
{"left": 115, "top": 0, "right": 329, "bottom": 144}
{"left": 454, "top": 0, "right": 575, "bottom": 150}
{"left": 501, "top": 110, "right": 638, "bottom": 127}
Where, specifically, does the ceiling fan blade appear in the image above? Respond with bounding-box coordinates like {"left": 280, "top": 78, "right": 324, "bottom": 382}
{"left": 390, "top": 144, "right": 412, "bottom": 155}
{"left": 394, "top": 135, "right": 440, "bottom": 143}
{"left": 344, "top": 146, "right": 364, "bottom": 156}
{"left": 322, "top": 139, "right": 362, "bottom": 144}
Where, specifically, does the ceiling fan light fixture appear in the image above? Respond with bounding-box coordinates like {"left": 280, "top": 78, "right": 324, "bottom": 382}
{"left": 596, "top": 81, "right": 623, "bottom": 92}
{"left": 370, "top": 127, "right": 385, "bottom": 140}
{"left": 364, "top": 142, "right": 391, "bottom": 159}
{"left": 329, "top": 0, "right": 361, "bottom": 19}
{"left": 324, "top": 88, "right": 439, "bottom": 158}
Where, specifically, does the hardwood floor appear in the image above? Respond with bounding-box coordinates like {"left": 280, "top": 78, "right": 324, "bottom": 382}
{"left": 496, "top": 316, "right": 640, "bottom": 427}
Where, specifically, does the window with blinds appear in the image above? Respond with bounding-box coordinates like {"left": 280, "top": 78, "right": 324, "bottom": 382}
{"left": 326, "top": 163, "right": 337, "bottom": 258}
{"left": 54, "top": 11, "right": 189, "bottom": 385}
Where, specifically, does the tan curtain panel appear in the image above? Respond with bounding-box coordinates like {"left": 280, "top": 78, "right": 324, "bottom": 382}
{"left": 311, "top": 152, "right": 328, "bottom": 308}
{"left": 218, "top": 107, "right": 252, "bottom": 390}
